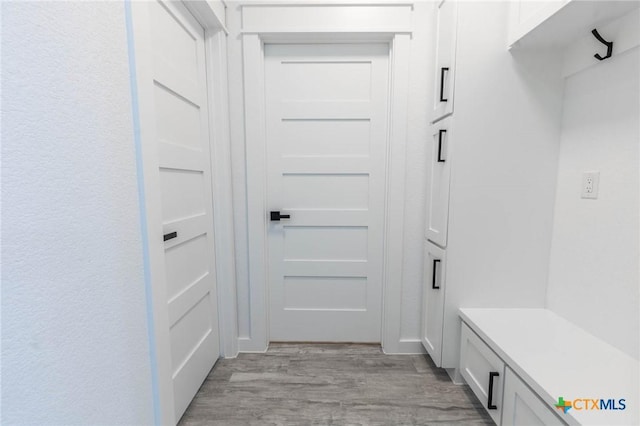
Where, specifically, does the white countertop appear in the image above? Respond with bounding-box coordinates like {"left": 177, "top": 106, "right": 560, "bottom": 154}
{"left": 459, "top": 308, "right": 639, "bottom": 426}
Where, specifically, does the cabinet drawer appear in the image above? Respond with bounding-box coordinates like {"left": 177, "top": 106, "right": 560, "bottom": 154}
{"left": 460, "top": 322, "right": 504, "bottom": 425}
{"left": 502, "top": 367, "right": 566, "bottom": 426}
{"left": 426, "top": 117, "right": 452, "bottom": 247}
{"left": 421, "top": 241, "right": 446, "bottom": 366}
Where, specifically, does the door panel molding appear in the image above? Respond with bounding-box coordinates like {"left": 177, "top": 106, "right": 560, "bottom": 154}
{"left": 242, "top": 30, "right": 411, "bottom": 353}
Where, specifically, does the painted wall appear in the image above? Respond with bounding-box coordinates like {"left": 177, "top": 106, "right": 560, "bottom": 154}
{"left": 226, "top": 2, "right": 434, "bottom": 352}
{"left": 2, "top": 2, "right": 155, "bottom": 424}
{"left": 547, "top": 45, "right": 639, "bottom": 360}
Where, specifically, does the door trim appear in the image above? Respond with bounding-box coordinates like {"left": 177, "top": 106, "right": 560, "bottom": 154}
{"left": 186, "top": 4, "right": 240, "bottom": 360}
{"left": 242, "top": 31, "right": 411, "bottom": 353}
{"left": 127, "top": 1, "right": 233, "bottom": 424}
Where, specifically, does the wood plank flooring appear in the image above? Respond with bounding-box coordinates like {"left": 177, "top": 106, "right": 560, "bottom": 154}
{"left": 178, "top": 343, "right": 493, "bottom": 425}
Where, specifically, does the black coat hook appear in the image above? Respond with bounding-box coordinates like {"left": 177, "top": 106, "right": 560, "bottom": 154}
{"left": 592, "top": 29, "right": 613, "bottom": 61}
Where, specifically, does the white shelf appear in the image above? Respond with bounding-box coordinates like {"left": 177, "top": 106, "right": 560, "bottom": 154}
{"left": 509, "top": 0, "right": 640, "bottom": 49}
{"left": 459, "top": 308, "right": 639, "bottom": 426}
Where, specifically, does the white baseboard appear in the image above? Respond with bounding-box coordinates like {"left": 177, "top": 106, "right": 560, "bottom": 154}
{"left": 237, "top": 336, "right": 268, "bottom": 354}
{"left": 446, "top": 368, "right": 465, "bottom": 385}
{"left": 383, "top": 339, "right": 426, "bottom": 355}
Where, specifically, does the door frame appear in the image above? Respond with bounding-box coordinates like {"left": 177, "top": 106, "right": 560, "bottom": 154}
{"left": 242, "top": 26, "right": 411, "bottom": 352}
{"left": 126, "top": 1, "right": 236, "bottom": 424}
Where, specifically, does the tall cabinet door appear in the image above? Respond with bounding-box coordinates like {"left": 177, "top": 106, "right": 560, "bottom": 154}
{"left": 426, "top": 117, "right": 453, "bottom": 247}
{"left": 431, "top": 0, "right": 458, "bottom": 123}
{"left": 421, "top": 241, "right": 447, "bottom": 366}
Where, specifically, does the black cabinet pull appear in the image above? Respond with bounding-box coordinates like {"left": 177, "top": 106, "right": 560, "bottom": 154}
{"left": 432, "top": 259, "right": 441, "bottom": 289}
{"left": 163, "top": 231, "right": 177, "bottom": 242}
{"left": 437, "top": 129, "right": 446, "bottom": 163}
{"left": 487, "top": 371, "right": 499, "bottom": 410}
{"left": 439, "top": 67, "right": 449, "bottom": 102}
{"left": 270, "top": 211, "right": 291, "bottom": 222}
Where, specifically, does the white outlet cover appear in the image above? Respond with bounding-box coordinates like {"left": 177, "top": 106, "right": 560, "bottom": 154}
{"left": 581, "top": 171, "right": 600, "bottom": 199}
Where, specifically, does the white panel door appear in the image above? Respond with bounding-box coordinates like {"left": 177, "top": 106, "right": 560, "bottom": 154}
{"left": 147, "top": 1, "right": 219, "bottom": 421}
{"left": 426, "top": 117, "right": 453, "bottom": 247}
{"left": 265, "top": 44, "right": 389, "bottom": 342}
{"left": 422, "top": 240, "right": 446, "bottom": 366}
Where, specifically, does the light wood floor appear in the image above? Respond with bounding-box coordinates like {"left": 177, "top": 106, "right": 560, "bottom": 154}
{"left": 178, "top": 343, "right": 493, "bottom": 425}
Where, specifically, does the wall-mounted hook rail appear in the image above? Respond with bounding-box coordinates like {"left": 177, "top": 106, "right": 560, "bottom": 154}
{"left": 591, "top": 29, "right": 613, "bottom": 61}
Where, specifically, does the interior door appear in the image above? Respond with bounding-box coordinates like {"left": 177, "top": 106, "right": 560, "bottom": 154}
{"left": 145, "top": 1, "right": 220, "bottom": 421}
{"left": 265, "top": 43, "right": 389, "bottom": 342}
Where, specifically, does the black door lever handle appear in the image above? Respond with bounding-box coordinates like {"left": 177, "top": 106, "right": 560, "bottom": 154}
{"left": 163, "top": 231, "right": 177, "bottom": 242}
{"left": 270, "top": 211, "right": 291, "bottom": 221}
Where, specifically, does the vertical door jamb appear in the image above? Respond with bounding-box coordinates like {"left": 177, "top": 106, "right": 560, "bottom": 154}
{"left": 382, "top": 33, "right": 411, "bottom": 354}
{"left": 242, "top": 34, "right": 270, "bottom": 352}
{"left": 201, "top": 24, "right": 240, "bottom": 359}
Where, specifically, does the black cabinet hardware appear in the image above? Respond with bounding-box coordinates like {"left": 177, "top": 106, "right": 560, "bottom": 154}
{"left": 432, "top": 259, "right": 441, "bottom": 289}
{"left": 163, "top": 232, "right": 177, "bottom": 242}
{"left": 439, "top": 67, "right": 449, "bottom": 102}
{"left": 487, "top": 371, "right": 500, "bottom": 410}
{"left": 437, "top": 129, "right": 446, "bottom": 163}
{"left": 270, "top": 211, "right": 291, "bottom": 222}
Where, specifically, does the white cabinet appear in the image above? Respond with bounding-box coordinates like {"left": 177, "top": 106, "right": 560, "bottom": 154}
{"left": 422, "top": 0, "right": 563, "bottom": 372}
{"left": 421, "top": 241, "right": 446, "bottom": 366}
{"left": 431, "top": 0, "right": 458, "bottom": 123}
{"left": 507, "top": 0, "right": 568, "bottom": 47}
{"left": 426, "top": 117, "right": 452, "bottom": 247}
{"left": 422, "top": 0, "right": 456, "bottom": 365}
{"left": 460, "top": 322, "right": 505, "bottom": 425}
{"left": 508, "top": 0, "right": 639, "bottom": 49}
{"left": 460, "top": 309, "right": 639, "bottom": 426}
{"left": 502, "top": 367, "right": 565, "bottom": 426}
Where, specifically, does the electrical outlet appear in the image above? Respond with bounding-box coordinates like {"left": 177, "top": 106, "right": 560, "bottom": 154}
{"left": 581, "top": 171, "right": 600, "bottom": 199}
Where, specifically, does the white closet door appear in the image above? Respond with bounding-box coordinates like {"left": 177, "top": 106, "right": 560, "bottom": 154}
{"left": 136, "top": 1, "right": 220, "bottom": 422}
{"left": 264, "top": 43, "right": 389, "bottom": 342}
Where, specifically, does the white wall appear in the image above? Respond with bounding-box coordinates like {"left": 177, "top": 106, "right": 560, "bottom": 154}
{"left": 547, "top": 45, "right": 639, "bottom": 360}
{"left": 2, "top": 2, "right": 156, "bottom": 424}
